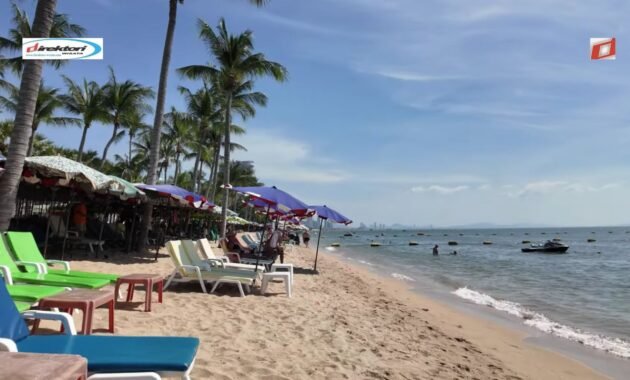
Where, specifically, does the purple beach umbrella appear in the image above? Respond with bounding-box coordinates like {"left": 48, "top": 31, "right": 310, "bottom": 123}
{"left": 310, "top": 205, "right": 352, "bottom": 272}
{"left": 136, "top": 184, "right": 210, "bottom": 208}
{"left": 231, "top": 186, "right": 309, "bottom": 216}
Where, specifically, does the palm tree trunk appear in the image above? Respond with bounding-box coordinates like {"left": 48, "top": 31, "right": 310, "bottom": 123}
{"left": 220, "top": 94, "right": 233, "bottom": 238}
{"left": 100, "top": 123, "right": 119, "bottom": 168}
{"left": 191, "top": 150, "right": 200, "bottom": 191}
{"left": 204, "top": 165, "right": 213, "bottom": 198}
{"left": 139, "top": 0, "right": 178, "bottom": 253}
{"left": 173, "top": 150, "right": 181, "bottom": 184}
{"left": 197, "top": 160, "right": 204, "bottom": 191}
{"left": 0, "top": 0, "right": 57, "bottom": 231}
{"left": 77, "top": 123, "right": 89, "bottom": 162}
{"left": 209, "top": 141, "right": 221, "bottom": 200}
{"left": 127, "top": 130, "right": 134, "bottom": 168}
{"left": 26, "top": 123, "right": 38, "bottom": 156}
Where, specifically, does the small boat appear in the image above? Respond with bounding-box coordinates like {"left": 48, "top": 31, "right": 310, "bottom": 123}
{"left": 330, "top": 242, "right": 340, "bottom": 247}
{"left": 522, "top": 241, "right": 569, "bottom": 254}
{"left": 587, "top": 239, "right": 596, "bottom": 243}
{"left": 409, "top": 241, "right": 419, "bottom": 246}
{"left": 483, "top": 241, "right": 493, "bottom": 245}
{"left": 417, "top": 232, "right": 425, "bottom": 236}
{"left": 370, "top": 242, "right": 381, "bottom": 247}
{"left": 448, "top": 241, "right": 458, "bottom": 246}
{"left": 522, "top": 240, "right": 531, "bottom": 244}
{"left": 343, "top": 233, "right": 353, "bottom": 237}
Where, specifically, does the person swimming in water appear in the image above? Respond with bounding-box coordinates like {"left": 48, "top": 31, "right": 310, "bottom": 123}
{"left": 433, "top": 244, "right": 439, "bottom": 255}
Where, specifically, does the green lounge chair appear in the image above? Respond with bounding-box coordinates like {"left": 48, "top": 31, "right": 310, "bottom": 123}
{"left": 14, "top": 300, "right": 33, "bottom": 313}
{"left": 7, "top": 283, "right": 66, "bottom": 303}
{"left": 5, "top": 232, "right": 118, "bottom": 284}
{"left": 0, "top": 238, "right": 109, "bottom": 289}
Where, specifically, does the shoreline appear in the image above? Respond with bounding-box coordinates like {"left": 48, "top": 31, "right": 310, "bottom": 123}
{"left": 315, "top": 247, "right": 607, "bottom": 380}
{"left": 325, "top": 246, "right": 630, "bottom": 379}
{"left": 59, "top": 244, "right": 609, "bottom": 379}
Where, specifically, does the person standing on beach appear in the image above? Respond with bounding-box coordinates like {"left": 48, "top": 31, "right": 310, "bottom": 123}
{"left": 433, "top": 244, "right": 439, "bottom": 255}
{"left": 303, "top": 230, "right": 311, "bottom": 247}
{"left": 72, "top": 201, "right": 88, "bottom": 238}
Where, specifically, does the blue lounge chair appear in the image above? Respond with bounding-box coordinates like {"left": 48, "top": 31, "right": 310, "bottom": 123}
{"left": 0, "top": 281, "right": 199, "bottom": 379}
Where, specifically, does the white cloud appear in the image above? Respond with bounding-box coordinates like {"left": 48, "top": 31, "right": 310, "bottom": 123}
{"left": 508, "top": 181, "right": 620, "bottom": 197}
{"left": 233, "top": 129, "right": 348, "bottom": 184}
{"left": 411, "top": 185, "right": 469, "bottom": 194}
{"left": 366, "top": 69, "right": 463, "bottom": 82}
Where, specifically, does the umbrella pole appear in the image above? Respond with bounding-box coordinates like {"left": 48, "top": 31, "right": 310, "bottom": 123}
{"left": 253, "top": 204, "right": 271, "bottom": 275}
{"left": 314, "top": 218, "right": 324, "bottom": 272}
{"left": 43, "top": 188, "right": 56, "bottom": 258}
{"left": 61, "top": 192, "right": 75, "bottom": 261}
{"left": 98, "top": 199, "right": 109, "bottom": 257}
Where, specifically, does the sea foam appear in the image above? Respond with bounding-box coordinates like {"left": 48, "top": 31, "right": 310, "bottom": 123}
{"left": 453, "top": 287, "right": 630, "bottom": 358}
{"left": 391, "top": 273, "right": 415, "bottom": 282}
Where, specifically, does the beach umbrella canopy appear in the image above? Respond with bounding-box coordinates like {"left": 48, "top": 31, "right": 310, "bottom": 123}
{"left": 136, "top": 184, "right": 208, "bottom": 208}
{"left": 310, "top": 205, "right": 352, "bottom": 225}
{"left": 102, "top": 176, "right": 146, "bottom": 200}
{"left": 310, "top": 205, "right": 353, "bottom": 272}
{"left": 231, "top": 186, "right": 310, "bottom": 216}
{"left": 22, "top": 156, "right": 116, "bottom": 191}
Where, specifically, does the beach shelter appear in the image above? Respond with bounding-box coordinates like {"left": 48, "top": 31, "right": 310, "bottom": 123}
{"left": 310, "top": 205, "right": 352, "bottom": 272}
{"left": 22, "top": 156, "right": 116, "bottom": 192}
{"left": 19, "top": 156, "right": 122, "bottom": 256}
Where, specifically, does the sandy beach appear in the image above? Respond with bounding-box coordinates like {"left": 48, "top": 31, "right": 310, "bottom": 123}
{"left": 39, "top": 245, "right": 606, "bottom": 380}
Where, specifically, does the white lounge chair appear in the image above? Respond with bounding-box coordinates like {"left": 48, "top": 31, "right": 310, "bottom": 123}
{"left": 164, "top": 240, "right": 256, "bottom": 297}
{"left": 195, "top": 238, "right": 265, "bottom": 273}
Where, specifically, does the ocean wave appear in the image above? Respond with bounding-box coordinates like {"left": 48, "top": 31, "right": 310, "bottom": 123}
{"left": 358, "top": 260, "right": 374, "bottom": 266}
{"left": 453, "top": 287, "right": 630, "bottom": 358}
{"left": 391, "top": 273, "right": 416, "bottom": 282}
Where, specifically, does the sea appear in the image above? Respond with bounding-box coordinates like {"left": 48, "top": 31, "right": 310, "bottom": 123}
{"left": 318, "top": 226, "right": 630, "bottom": 365}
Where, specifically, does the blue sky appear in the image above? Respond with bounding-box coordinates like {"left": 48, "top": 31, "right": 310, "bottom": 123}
{"left": 2, "top": 0, "right": 630, "bottom": 227}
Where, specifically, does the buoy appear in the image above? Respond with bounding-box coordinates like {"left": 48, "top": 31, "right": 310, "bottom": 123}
{"left": 330, "top": 243, "right": 340, "bottom": 247}
{"left": 370, "top": 242, "right": 381, "bottom": 247}
{"left": 522, "top": 240, "right": 531, "bottom": 244}
{"left": 587, "top": 239, "right": 596, "bottom": 243}
{"left": 409, "top": 241, "right": 419, "bottom": 246}
{"left": 483, "top": 241, "right": 493, "bottom": 245}
{"left": 448, "top": 241, "right": 458, "bottom": 246}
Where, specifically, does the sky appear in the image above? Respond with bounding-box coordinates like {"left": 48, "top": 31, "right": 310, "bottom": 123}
{"left": 1, "top": 0, "right": 630, "bottom": 227}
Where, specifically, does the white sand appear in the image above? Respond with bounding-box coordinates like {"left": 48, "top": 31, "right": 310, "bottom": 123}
{"left": 45, "top": 245, "right": 606, "bottom": 379}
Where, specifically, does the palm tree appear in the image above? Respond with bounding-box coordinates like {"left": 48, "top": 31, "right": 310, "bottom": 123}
{"left": 59, "top": 76, "right": 109, "bottom": 162}
{"left": 121, "top": 110, "right": 149, "bottom": 172}
{"left": 0, "top": 3, "right": 85, "bottom": 75}
{"left": 138, "top": 0, "right": 269, "bottom": 253}
{"left": 178, "top": 18, "right": 287, "bottom": 237}
{"left": 0, "top": 80, "right": 80, "bottom": 156}
{"left": 178, "top": 80, "right": 222, "bottom": 191}
{"left": 100, "top": 67, "right": 153, "bottom": 168}
{"left": 0, "top": 0, "right": 59, "bottom": 231}
{"left": 163, "top": 107, "right": 195, "bottom": 185}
